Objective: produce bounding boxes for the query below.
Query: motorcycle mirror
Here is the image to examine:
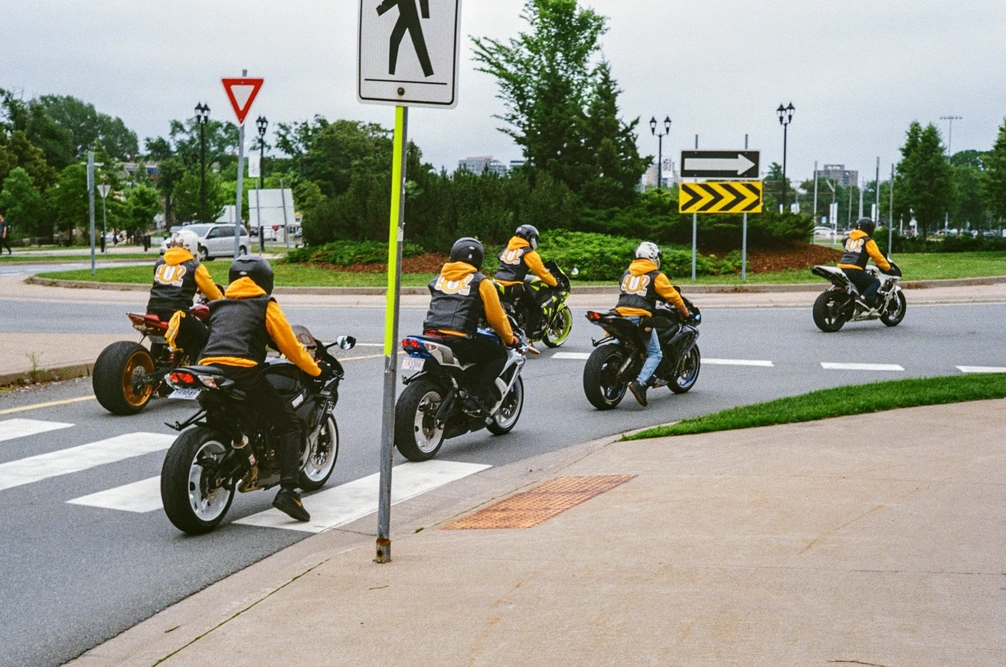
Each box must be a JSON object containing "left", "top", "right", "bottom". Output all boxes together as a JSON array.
[
  {"left": 570, "top": 267, "right": 580, "bottom": 277},
  {"left": 336, "top": 336, "right": 357, "bottom": 350}
]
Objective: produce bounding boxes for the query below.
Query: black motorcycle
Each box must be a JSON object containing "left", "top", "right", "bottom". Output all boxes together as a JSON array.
[
  {"left": 582, "top": 299, "right": 701, "bottom": 410},
  {"left": 497, "top": 260, "right": 574, "bottom": 348},
  {"left": 811, "top": 263, "right": 905, "bottom": 332},
  {"left": 159, "top": 330, "right": 355, "bottom": 534}
]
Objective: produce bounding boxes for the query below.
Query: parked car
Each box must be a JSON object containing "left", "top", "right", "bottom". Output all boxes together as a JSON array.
[{"left": 159, "top": 224, "right": 250, "bottom": 260}]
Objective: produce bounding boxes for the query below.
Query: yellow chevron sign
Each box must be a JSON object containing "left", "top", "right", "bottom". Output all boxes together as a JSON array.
[{"left": 679, "top": 181, "right": 763, "bottom": 214}]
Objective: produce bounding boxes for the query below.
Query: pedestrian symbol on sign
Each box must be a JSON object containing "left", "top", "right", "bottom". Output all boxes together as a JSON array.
[{"left": 377, "top": 0, "right": 434, "bottom": 77}]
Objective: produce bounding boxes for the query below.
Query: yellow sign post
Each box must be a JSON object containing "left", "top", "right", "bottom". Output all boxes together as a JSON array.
[{"left": 679, "top": 181, "right": 763, "bottom": 214}]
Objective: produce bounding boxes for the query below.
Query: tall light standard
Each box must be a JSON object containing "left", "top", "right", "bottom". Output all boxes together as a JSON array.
[
  {"left": 194, "top": 102, "right": 210, "bottom": 222},
  {"left": 255, "top": 115, "right": 268, "bottom": 252},
  {"left": 776, "top": 102, "right": 795, "bottom": 212},
  {"left": 649, "top": 115, "right": 671, "bottom": 190},
  {"left": 940, "top": 115, "right": 961, "bottom": 232}
]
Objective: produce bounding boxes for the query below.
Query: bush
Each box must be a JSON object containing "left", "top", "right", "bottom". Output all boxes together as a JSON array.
[{"left": 284, "top": 240, "right": 424, "bottom": 266}]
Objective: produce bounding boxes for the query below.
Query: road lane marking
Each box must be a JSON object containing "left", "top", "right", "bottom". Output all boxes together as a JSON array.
[
  {"left": 957, "top": 366, "right": 1006, "bottom": 374},
  {"left": 821, "top": 362, "right": 905, "bottom": 372},
  {"left": 0, "top": 419, "right": 74, "bottom": 443},
  {"left": 704, "top": 358, "right": 775, "bottom": 367},
  {"left": 0, "top": 432, "right": 175, "bottom": 493},
  {"left": 553, "top": 352, "right": 591, "bottom": 360},
  {"left": 68, "top": 476, "right": 162, "bottom": 513},
  {"left": 234, "top": 460, "right": 491, "bottom": 533},
  {"left": 0, "top": 396, "right": 94, "bottom": 416}
]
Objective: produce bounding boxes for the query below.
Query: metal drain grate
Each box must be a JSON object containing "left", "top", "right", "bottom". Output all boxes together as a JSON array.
[{"left": 442, "top": 475, "right": 636, "bottom": 530}]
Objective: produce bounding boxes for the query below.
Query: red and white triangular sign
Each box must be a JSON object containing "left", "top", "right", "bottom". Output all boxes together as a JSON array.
[{"left": 221, "top": 78, "right": 264, "bottom": 125}]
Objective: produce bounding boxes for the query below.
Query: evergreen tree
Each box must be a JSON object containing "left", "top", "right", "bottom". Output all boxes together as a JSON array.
[
  {"left": 896, "top": 121, "right": 953, "bottom": 239},
  {"left": 982, "top": 120, "right": 1006, "bottom": 225}
]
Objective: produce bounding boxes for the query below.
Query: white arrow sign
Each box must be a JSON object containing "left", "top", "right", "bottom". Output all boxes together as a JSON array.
[{"left": 683, "top": 154, "right": 757, "bottom": 176}]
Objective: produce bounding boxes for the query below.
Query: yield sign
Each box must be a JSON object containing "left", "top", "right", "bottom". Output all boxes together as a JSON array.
[{"left": 222, "top": 78, "right": 264, "bottom": 125}]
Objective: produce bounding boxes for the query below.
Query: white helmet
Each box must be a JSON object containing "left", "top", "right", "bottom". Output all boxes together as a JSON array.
[
  {"left": 169, "top": 230, "right": 200, "bottom": 257},
  {"left": 634, "top": 242, "right": 662, "bottom": 268}
]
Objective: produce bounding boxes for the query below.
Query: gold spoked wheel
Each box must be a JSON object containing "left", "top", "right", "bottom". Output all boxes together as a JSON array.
[
  {"left": 122, "top": 350, "right": 155, "bottom": 407},
  {"left": 94, "top": 341, "right": 157, "bottom": 415}
]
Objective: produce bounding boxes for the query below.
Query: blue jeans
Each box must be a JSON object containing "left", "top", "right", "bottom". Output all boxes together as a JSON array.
[
  {"left": 629, "top": 317, "right": 662, "bottom": 385},
  {"left": 842, "top": 269, "right": 881, "bottom": 305}
]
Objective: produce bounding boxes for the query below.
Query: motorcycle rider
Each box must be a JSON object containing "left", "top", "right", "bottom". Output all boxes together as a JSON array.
[
  {"left": 494, "top": 224, "right": 557, "bottom": 334},
  {"left": 198, "top": 256, "right": 331, "bottom": 523},
  {"left": 837, "top": 218, "right": 892, "bottom": 311},
  {"left": 147, "top": 230, "right": 223, "bottom": 360},
  {"left": 423, "top": 237, "right": 518, "bottom": 416},
  {"left": 615, "top": 242, "right": 692, "bottom": 408}
]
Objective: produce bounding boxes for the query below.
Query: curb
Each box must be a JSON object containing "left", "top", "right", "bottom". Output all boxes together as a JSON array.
[
  {"left": 0, "top": 362, "right": 94, "bottom": 388},
  {"left": 27, "top": 274, "right": 1006, "bottom": 296}
]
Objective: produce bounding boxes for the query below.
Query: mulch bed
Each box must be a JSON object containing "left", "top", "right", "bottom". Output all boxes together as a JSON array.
[
  {"left": 714, "top": 242, "right": 842, "bottom": 273},
  {"left": 307, "top": 252, "right": 449, "bottom": 274}
]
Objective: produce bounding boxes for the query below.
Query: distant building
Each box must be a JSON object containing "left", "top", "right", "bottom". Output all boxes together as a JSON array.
[
  {"left": 819, "top": 164, "right": 858, "bottom": 188},
  {"left": 641, "top": 159, "right": 676, "bottom": 189},
  {"left": 458, "top": 156, "right": 507, "bottom": 176},
  {"left": 509, "top": 159, "right": 526, "bottom": 171}
]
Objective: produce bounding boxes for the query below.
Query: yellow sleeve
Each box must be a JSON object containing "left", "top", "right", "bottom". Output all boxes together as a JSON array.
[
  {"left": 265, "top": 301, "right": 321, "bottom": 376},
  {"left": 524, "top": 251, "right": 558, "bottom": 287},
  {"left": 866, "top": 240, "right": 891, "bottom": 271},
  {"left": 479, "top": 279, "right": 516, "bottom": 345},
  {"left": 654, "top": 273, "right": 690, "bottom": 317},
  {"left": 194, "top": 265, "right": 223, "bottom": 301}
]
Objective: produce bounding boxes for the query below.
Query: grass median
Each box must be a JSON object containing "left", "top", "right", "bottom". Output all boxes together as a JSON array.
[
  {"left": 626, "top": 373, "right": 1006, "bottom": 440},
  {"left": 1, "top": 253, "right": 158, "bottom": 263}
]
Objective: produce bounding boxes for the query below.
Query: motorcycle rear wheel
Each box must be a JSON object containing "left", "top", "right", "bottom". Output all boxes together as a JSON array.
[
  {"left": 583, "top": 343, "right": 628, "bottom": 410},
  {"left": 881, "top": 291, "right": 907, "bottom": 327},
  {"left": 487, "top": 377, "right": 524, "bottom": 435},
  {"left": 813, "top": 291, "right": 847, "bottom": 332},
  {"left": 542, "top": 304, "right": 573, "bottom": 348},
  {"left": 670, "top": 344, "right": 701, "bottom": 394},
  {"left": 161, "top": 427, "right": 235, "bottom": 535},
  {"left": 93, "top": 341, "right": 156, "bottom": 415},
  {"left": 395, "top": 379, "right": 446, "bottom": 462},
  {"left": 299, "top": 413, "right": 339, "bottom": 491}
]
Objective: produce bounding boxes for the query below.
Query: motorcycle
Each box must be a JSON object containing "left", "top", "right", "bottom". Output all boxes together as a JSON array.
[
  {"left": 582, "top": 297, "right": 702, "bottom": 410},
  {"left": 811, "top": 263, "right": 905, "bottom": 332},
  {"left": 395, "top": 325, "right": 532, "bottom": 462},
  {"left": 496, "top": 260, "right": 574, "bottom": 348},
  {"left": 159, "top": 330, "right": 356, "bottom": 535},
  {"left": 92, "top": 304, "right": 212, "bottom": 415}
]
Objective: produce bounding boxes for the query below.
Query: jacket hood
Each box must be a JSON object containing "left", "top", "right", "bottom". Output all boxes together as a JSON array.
[
  {"left": 849, "top": 229, "right": 869, "bottom": 240},
  {"left": 440, "top": 261, "right": 479, "bottom": 281},
  {"left": 224, "top": 276, "right": 268, "bottom": 299},
  {"left": 628, "top": 259, "right": 659, "bottom": 276},
  {"left": 163, "top": 248, "right": 196, "bottom": 265},
  {"left": 507, "top": 237, "right": 530, "bottom": 251}
]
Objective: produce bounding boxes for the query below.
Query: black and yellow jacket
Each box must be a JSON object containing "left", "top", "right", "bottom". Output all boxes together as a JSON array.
[
  {"left": 838, "top": 230, "right": 891, "bottom": 272},
  {"left": 614, "top": 259, "right": 690, "bottom": 318},
  {"left": 147, "top": 247, "right": 223, "bottom": 314},
  {"left": 494, "top": 237, "right": 558, "bottom": 287},
  {"left": 199, "top": 277, "right": 320, "bottom": 377},
  {"left": 423, "top": 261, "right": 516, "bottom": 345}
]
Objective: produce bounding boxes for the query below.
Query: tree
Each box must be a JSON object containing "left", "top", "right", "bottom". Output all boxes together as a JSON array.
[
  {"left": 171, "top": 170, "right": 227, "bottom": 223},
  {"left": 896, "top": 121, "right": 953, "bottom": 239},
  {"left": 44, "top": 164, "right": 89, "bottom": 237},
  {"left": 983, "top": 120, "right": 1006, "bottom": 225},
  {"left": 0, "top": 167, "right": 44, "bottom": 237},
  {"left": 123, "top": 184, "right": 162, "bottom": 231},
  {"left": 473, "top": 0, "right": 615, "bottom": 196},
  {"left": 37, "top": 95, "right": 139, "bottom": 160},
  {"left": 4, "top": 130, "right": 57, "bottom": 190},
  {"left": 303, "top": 120, "right": 392, "bottom": 198}
]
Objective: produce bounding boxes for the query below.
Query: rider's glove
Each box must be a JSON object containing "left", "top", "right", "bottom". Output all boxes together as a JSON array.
[{"left": 316, "top": 361, "right": 335, "bottom": 384}]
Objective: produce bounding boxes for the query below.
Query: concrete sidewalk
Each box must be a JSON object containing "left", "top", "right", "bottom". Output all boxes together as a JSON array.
[{"left": 69, "top": 400, "right": 1006, "bottom": 666}]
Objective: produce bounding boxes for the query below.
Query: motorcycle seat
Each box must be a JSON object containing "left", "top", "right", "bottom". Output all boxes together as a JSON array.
[{"left": 177, "top": 365, "right": 228, "bottom": 376}]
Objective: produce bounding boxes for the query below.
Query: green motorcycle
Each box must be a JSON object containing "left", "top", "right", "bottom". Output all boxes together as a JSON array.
[{"left": 496, "top": 260, "right": 573, "bottom": 348}]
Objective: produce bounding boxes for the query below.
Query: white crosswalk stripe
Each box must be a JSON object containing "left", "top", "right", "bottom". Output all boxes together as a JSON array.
[
  {"left": 821, "top": 362, "right": 905, "bottom": 372},
  {"left": 553, "top": 352, "right": 591, "bottom": 360},
  {"left": 957, "top": 366, "right": 1006, "bottom": 374},
  {"left": 68, "top": 476, "right": 162, "bottom": 513},
  {"left": 235, "top": 460, "right": 491, "bottom": 533},
  {"left": 0, "top": 419, "right": 74, "bottom": 443},
  {"left": 704, "top": 358, "right": 775, "bottom": 367},
  {"left": 0, "top": 432, "right": 175, "bottom": 493}
]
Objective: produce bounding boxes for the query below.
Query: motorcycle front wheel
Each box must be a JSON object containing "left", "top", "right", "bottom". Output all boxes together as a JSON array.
[
  {"left": 670, "top": 344, "right": 701, "bottom": 394},
  {"left": 881, "top": 291, "right": 907, "bottom": 327},
  {"left": 395, "top": 379, "right": 446, "bottom": 462},
  {"left": 583, "top": 343, "right": 628, "bottom": 410},
  {"left": 299, "top": 413, "right": 339, "bottom": 491},
  {"left": 542, "top": 304, "right": 573, "bottom": 348},
  {"left": 161, "top": 427, "right": 235, "bottom": 535},
  {"left": 488, "top": 376, "right": 524, "bottom": 435},
  {"left": 92, "top": 341, "right": 156, "bottom": 415},
  {"left": 813, "top": 291, "right": 847, "bottom": 332}
]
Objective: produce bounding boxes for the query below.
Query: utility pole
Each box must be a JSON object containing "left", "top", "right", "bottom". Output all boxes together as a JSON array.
[
  {"left": 940, "top": 116, "right": 961, "bottom": 233},
  {"left": 874, "top": 157, "right": 881, "bottom": 223},
  {"left": 812, "top": 160, "right": 819, "bottom": 225},
  {"left": 87, "top": 152, "right": 96, "bottom": 276},
  {"left": 888, "top": 164, "right": 895, "bottom": 258}
]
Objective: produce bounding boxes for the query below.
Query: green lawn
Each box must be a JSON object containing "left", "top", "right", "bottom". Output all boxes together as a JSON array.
[
  {"left": 0, "top": 253, "right": 158, "bottom": 263},
  {"left": 626, "top": 374, "right": 1006, "bottom": 440},
  {"left": 33, "top": 251, "right": 1006, "bottom": 287}
]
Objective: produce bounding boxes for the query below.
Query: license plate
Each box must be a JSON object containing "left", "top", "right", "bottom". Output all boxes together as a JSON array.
[
  {"left": 401, "top": 356, "right": 425, "bottom": 372},
  {"left": 169, "top": 388, "right": 202, "bottom": 400}
]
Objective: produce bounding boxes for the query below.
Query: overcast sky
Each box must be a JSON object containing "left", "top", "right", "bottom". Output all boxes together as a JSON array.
[{"left": 4, "top": 0, "right": 1006, "bottom": 184}]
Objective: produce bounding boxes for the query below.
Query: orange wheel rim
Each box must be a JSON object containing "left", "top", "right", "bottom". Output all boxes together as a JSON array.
[{"left": 121, "top": 351, "right": 155, "bottom": 407}]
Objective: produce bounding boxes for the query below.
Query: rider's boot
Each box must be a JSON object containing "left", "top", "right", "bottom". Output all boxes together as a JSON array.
[
  {"left": 273, "top": 486, "right": 310, "bottom": 522},
  {"left": 629, "top": 380, "right": 649, "bottom": 407}
]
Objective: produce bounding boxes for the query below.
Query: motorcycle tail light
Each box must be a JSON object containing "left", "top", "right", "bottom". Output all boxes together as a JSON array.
[
  {"left": 169, "top": 371, "right": 197, "bottom": 387},
  {"left": 401, "top": 338, "right": 424, "bottom": 353},
  {"left": 198, "top": 376, "right": 218, "bottom": 389},
  {"left": 586, "top": 311, "right": 602, "bottom": 322}
]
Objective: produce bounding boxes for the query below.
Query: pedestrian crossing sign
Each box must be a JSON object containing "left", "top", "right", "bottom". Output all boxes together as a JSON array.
[{"left": 358, "top": 0, "right": 462, "bottom": 108}]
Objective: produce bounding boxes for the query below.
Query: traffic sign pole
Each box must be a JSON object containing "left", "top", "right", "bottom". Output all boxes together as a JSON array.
[
  {"left": 87, "top": 152, "right": 96, "bottom": 276},
  {"left": 376, "top": 105, "right": 408, "bottom": 564},
  {"left": 691, "top": 212, "right": 697, "bottom": 281},
  {"left": 235, "top": 122, "right": 244, "bottom": 259},
  {"left": 742, "top": 135, "right": 749, "bottom": 282}
]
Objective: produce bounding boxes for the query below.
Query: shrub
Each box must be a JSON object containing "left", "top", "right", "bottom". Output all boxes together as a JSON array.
[{"left": 284, "top": 240, "right": 424, "bottom": 266}]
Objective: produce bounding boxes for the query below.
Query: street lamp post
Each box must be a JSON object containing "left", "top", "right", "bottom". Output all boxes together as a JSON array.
[
  {"left": 194, "top": 103, "right": 210, "bottom": 223},
  {"left": 940, "top": 115, "right": 961, "bottom": 231},
  {"left": 649, "top": 116, "right": 671, "bottom": 190},
  {"left": 256, "top": 115, "right": 268, "bottom": 252},
  {"left": 776, "top": 102, "right": 795, "bottom": 212}
]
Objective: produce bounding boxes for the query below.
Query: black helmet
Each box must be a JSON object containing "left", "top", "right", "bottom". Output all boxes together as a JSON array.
[
  {"left": 857, "top": 218, "right": 877, "bottom": 237},
  {"left": 449, "top": 237, "right": 485, "bottom": 270},
  {"left": 229, "top": 255, "right": 274, "bottom": 295},
  {"left": 515, "top": 224, "right": 540, "bottom": 251}
]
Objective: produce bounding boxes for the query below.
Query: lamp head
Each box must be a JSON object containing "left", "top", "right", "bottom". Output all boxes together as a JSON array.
[
  {"left": 649, "top": 117, "right": 658, "bottom": 135},
  {"left": 664, "top": 116, "right": 672, "bottom": 134},
  {"left": 256, "top": 115, "right": 268, "bottom": 137}
]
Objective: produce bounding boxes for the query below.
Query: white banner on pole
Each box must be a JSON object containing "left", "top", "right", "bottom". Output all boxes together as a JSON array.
[{"left": 248, "top": 155, "right": 261, "bottom": 179}]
